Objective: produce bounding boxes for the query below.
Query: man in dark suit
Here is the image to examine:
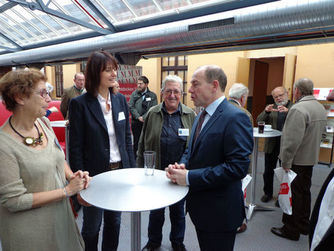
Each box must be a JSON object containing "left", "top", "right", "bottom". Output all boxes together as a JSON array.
[
  {"left": 166, "top": 65, "right": 253, "bottom": 251},
  {"left": 309, "top": 168, "right": 334, "bottom": 251}
]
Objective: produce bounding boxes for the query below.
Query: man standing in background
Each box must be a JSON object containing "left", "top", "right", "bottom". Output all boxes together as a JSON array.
[
  {"left": 60, "top": 72, "right": 85, "bottom": 119},
  {"left": 129, "top": 76, "right": 157, "bottom": 159},
  {"left": 257, "top": 86, "right": 292, "bottom": 203},
  {"left": 271, "top": 78, "right": 327, "bottom": 241}
]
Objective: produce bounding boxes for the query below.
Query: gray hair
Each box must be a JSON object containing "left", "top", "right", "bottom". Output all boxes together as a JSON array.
[
  {"left": 294, "top": 78, "right": 314, "bottom": 96},
  {"left": 228, "top": 83, "right": 249, "bottom": 99},
  {"left": 161, "top": 75, "right": 183, "bottom": 92}
]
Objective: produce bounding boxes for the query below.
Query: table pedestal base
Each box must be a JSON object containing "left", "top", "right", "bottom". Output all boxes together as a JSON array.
[
  {"left": 246, "top": 203, "right": 276, "bottom": 220},
  {"left": 131, "top": 212, "right": 141, "bottom": 251}
]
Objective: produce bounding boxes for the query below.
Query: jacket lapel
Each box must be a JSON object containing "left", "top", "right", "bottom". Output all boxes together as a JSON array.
[
  {"left": 86, "top": 94, "right": 108, "bottom": 133},
  {"left": 191, "top": 100, "right": 225, "bottom": 154}
]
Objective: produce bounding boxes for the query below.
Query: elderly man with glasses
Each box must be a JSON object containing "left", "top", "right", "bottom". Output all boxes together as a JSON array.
[{"left": 137, "top": 75, "right": 196, "bottom": 251}]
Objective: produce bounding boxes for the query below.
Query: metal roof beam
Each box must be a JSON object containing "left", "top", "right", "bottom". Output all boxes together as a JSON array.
[
  {"left": 0, "top": 1, "right": 17, "bottom": 13},
  {"left": 0, "top": 32, "right": 22, "bottom": 49},
  {"left": 8, "top": 0, "right": 112, "bottom": 35},
  {"left": 81, "top": 0, "right": 117, "bottom": 32}
]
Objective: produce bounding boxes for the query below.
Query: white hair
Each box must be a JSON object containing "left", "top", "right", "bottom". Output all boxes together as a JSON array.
[
  {"left": 161, "top": 75, "right": 183, "bottom": 92},
  {"left": 228, "top": 83, "right": 249, "bottom": 99}
]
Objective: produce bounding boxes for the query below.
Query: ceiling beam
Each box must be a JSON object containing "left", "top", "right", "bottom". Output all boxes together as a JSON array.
[
  {"left": 81, "top": 0, "right": 117, "bottom": 32},
  {"left": 8, "top": 0, "right": 112, "bottom": 35}
]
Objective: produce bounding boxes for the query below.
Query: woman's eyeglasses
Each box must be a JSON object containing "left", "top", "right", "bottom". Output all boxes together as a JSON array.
[{"left": 36, "top": 89, "right": 50, "bottom": 98}]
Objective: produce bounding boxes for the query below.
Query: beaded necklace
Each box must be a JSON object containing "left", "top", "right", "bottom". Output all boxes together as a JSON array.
[{"left": 9, "top": 116, "right": 43, "bottom": 146}]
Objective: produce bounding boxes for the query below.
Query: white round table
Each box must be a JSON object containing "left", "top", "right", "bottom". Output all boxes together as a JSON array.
[
  {"left": 80, "top": 168, "right": 189, "bottom": 251},
  {"left": 247, "top": 128, "right": 281, "bottom": 220}
]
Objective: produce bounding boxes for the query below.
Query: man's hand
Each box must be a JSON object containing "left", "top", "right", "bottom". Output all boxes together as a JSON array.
[
  {"left": 283, "top": 166, "right": 290, "bottom": 173},
  {"left": 277, "top": 105, "right": 288, "bottom": 113},
  {"left": 265, "top": 104, "right": 275, "bottom": 112},
  {"left": 165, "top": 163, "right": 187, "bottom": 186},
  {"left": 138, "top": 116, "right": 144, "bottom": 122}
]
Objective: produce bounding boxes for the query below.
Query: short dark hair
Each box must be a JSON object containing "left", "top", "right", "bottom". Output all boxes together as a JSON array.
[
  {"left": 85, "top": 51, "right": 118, "bottom": 96},
  {"left": 138, "top": 76, "right": 149, "bottom": 84},
  {"left": 0, "top": 68, "right": 46, "bottom": 111},
  {"left": 203, "top": 65, "right": 227, "bottom": 92}
]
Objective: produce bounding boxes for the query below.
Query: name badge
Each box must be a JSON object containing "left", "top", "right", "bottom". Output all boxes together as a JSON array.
[
  {"left": 146, "top": 97, "right": 152, "bottom": 101},
  {"left": 178, "top": 128, "right": 189, "bottom": 136},
  {"left": 118, "top": 112, "right": 125, "bottom": 121}
]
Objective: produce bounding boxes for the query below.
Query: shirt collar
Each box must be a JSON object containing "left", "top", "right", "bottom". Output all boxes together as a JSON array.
[
  {"left": 205, "top": 96, "right": 225, "bottom": 116},
  {"left": 97, "top": 92, "right": 111, "bottom": 105},
  {"left": 162, "top": 102, "right": 181, "bottom": 115}
]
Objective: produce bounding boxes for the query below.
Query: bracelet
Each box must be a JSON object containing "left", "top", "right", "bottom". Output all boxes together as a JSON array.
[{"left": 63, "top": 187, "right": 69, "bottom": 198}]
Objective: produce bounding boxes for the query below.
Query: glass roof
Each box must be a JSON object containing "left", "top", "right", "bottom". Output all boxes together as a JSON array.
[{"left": 0, "top": 0, "right": 277, "bottom": 56}]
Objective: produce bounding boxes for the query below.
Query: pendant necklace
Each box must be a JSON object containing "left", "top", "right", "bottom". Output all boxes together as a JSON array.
[{"left": 8, "top": 116, "right": 43, "bottom": 146}]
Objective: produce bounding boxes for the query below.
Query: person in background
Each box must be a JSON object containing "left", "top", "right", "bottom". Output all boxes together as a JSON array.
[
  {"left": 271, "top": 78, "right": 327, "bottom": 241},
  {"left": 114, "top": 81, "right": 120, "bottom": 94},
  {"left": 69, "top": 51, "right": 135, "bottom": 251},
  {"left": 228, "top": 83, "right": 253, "bottom": 234},
  {"left": 0, "top": 68, "right": 90, "bottom": 251},
  {"left": 45, "top": 82, "right": 59, "bottom": 117},
  {"left": 129, "top": 76, "right": 157, "bottom": 159},
  {"left": 60, "top": 72, "right": 85, "bottom": 119},
  {"left": 257, "top": 87, "right": 292, "bottom": 203},
  {"left": 137, "top": 75, "right": 195, "bottom": 251},
  {"left": 166, "top": 65, "right": 253, "bottom": 251},
  {"left": 327, "top": 89, "right": 334, "bottom": 101}
]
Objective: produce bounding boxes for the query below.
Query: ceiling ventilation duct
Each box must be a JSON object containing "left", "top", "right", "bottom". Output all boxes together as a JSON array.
[{"left": 0, "top": 0, "right": 334, "bottom": 66}]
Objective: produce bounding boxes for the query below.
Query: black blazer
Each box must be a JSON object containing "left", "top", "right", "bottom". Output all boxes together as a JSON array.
[
  {"left": 68, "top": 90, "right": 135, "bottom": 176},
  {"left": 180, "top": 99, "right": 253, "bottom": 232},
  {"left": 309, "top": 168, "right": 334, "bottom": 251}
]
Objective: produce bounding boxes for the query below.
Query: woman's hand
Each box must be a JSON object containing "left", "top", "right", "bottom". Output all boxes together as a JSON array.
[
  {"left": 77, "top": 193, "right": 92, "bottom": 207},
  {"left": 65, "top": 175, "right": 85, "bottom": 197}
]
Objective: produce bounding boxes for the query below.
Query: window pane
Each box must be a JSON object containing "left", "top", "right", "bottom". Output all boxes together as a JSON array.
[{"left": 162, "top": 57, "right": 169, "bottom": 66}]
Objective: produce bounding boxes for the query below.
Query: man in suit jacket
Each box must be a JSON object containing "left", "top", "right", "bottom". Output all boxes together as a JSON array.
[
  {"left": 309, "top": 168, "right": 334, "bottom": 251},
  {"left": 256, "top": 86, "right": 292, "bottom": 203},
  {"left": 60, "top": 72, "right": 86, "bottom": 119},
  {"left": 166, "top": 65, "right": 253, "bottom": 251}
]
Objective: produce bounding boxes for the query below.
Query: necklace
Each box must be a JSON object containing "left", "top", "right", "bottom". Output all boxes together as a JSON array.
[{"left": 9, "top": 116, "right": 43, "bottom": 146}]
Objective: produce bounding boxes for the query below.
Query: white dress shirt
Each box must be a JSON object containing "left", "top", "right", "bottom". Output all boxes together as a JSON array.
[{"left": 97, "top": 93, "right": 121, "bottom": 163}]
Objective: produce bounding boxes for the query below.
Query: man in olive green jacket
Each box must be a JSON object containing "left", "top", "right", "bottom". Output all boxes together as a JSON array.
[
  {"left": 137, "top": 75, "right": 195, "bottom": 251},
  {"left": 257, "top": 86, "right": 292, "bottom": 203},
  {"left": 129, "top": 76, "right": 158, "bottom": 159}
]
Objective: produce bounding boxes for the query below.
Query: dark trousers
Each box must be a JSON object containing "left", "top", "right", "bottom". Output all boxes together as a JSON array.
[
  {"left": 131, "top": 121, "right": 143, "bottom": 160},
  {"left": 282, "top": 164, "right": 313, "bottom": 236},
  {"left": 82, "top": 206, "right": 121, "bottom": 251},
  {"left": 263, "top": 144, "right": 280, "bottom": 197},
  {"left": 148, "top": 199, "right": 185, "bottom": 245},
  {"left": 195, "top": 228, "right": 236, "bottom": 251}
]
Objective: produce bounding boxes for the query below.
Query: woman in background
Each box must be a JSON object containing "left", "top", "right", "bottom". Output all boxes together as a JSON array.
[
  {"left": 0, "top": 68, "right": 90, "bottom": 251},
  {"left": 69, "top": 51, "right": 135, "bottom": 251}
]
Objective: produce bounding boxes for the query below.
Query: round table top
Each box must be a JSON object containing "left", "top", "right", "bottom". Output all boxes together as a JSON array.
[
  {"left": 253, "top": 128, "right": 281, "bottom": 138},
  {"left": 50, "top": 120, "right": 67, "bottom": 127},
  {"left": 80, "top": 168, "right": 189, "bottom": 212}
]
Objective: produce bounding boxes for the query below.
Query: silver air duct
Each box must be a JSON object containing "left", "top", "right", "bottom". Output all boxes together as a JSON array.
[{"left": 0, "top": 0, "right": 334, "bottom": 66}]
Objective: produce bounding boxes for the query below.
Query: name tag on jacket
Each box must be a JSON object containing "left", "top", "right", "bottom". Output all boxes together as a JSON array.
[
  {"left": 118, "top": 112, "right": 125, "bottom": 121},
  {"left": 146, "top": 97, "right": 151, "bottom": 101},
  {"left": 178, "top": 128, "right": 189, "bottom": 136}
]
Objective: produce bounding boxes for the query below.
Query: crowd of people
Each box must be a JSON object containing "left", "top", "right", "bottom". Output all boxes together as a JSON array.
[{"left": 0, "top": 50, "right": 332, "bottom": 251}]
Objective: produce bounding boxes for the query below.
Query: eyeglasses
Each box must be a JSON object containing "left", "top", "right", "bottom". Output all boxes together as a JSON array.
[
  {"left": 164, "top": 89, "right": 182, "bottom": 96},
  {"left": 273, "top": 93, "right": 285, "bottom": 99},
  {"left": 36, "top": 89, "right": 50, "bottom": 98}
]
